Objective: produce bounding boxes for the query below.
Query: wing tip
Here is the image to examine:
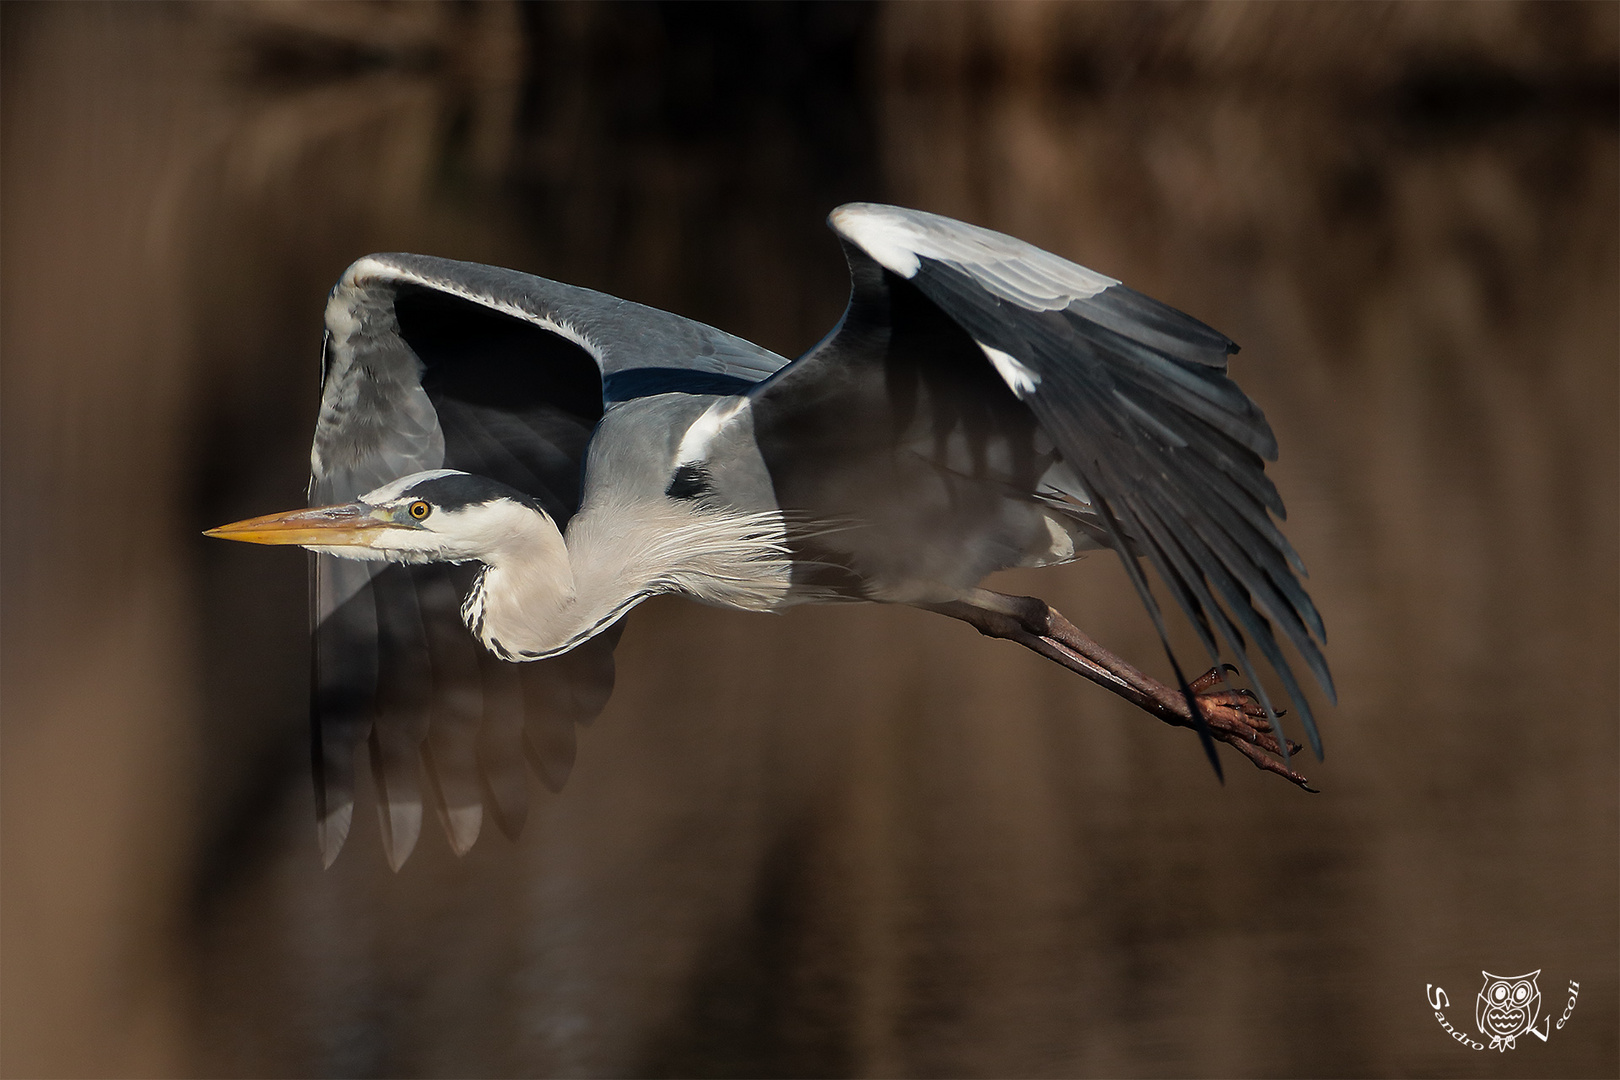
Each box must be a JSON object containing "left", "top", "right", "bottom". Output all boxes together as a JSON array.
[
  {"left": 316, "top": 804, "right": 353, "bottom": 869},
  {"left": 524, "top": 728, "right": 577, "bottom": 795},
  {"left": 377, "top": 798, "right": 423, "bottom": 873},
  {"left": 440, "top": 804, "right": 483, "bottom": 857}
]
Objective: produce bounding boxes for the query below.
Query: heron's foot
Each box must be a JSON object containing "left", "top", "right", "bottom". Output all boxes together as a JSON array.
[
  {"left": 924, "top": 593, "right": 1319, "bottom": 791},
  {"left": 1183, "top": 665, "right": 1315, "bottom": 791},
  {"left": 1030, "top": 605, "right": 1319, "bottom": 791}
]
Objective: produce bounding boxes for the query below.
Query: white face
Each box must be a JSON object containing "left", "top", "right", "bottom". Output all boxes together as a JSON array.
[
  {"left": 332, "top": 471, "right": 555, "bottom": 564},
  {"left": 205, "top": 470, "right": 557, "bottom": 564}
]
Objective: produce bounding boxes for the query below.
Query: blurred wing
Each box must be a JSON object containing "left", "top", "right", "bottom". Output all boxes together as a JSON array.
[
  {"left": 755, "top": 203, "right": 1333, "bottom": 760},
  {"left": 310, "top": 256, "right": 790, "bottom": 867}
]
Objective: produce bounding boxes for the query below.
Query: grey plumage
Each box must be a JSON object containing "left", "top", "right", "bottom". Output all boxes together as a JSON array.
[
  {"left": 306, "top": 258, "right": 792, "bottom": 866},
  {"left": 215, "top": 203, "right": 1333, "bottom": 868}
]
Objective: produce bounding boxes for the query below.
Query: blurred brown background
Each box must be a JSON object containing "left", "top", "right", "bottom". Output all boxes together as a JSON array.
[{"left": 2, "top": 2, "right": 1615, "bottom": 1076}]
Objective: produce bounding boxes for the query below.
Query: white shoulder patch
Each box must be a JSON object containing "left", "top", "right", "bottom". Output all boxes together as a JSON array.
[
  {"left": 676, "top": 397, "right": 750, "bottom": 465},
  {"left": 323, "top": 290, "right": 362, "bottom": 340},
  {"left": 830, "top": 203, "right": 1120, "bottom": 312},
  {"left": 829, "top": 205, "right": 923, "bottom": 277},
  {"left": 980, "top": 344, "right": 1041, "bottom": 400}
]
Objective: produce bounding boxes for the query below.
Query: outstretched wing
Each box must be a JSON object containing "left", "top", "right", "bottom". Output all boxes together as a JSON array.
[
  {"left": 311, "top": 255, "right": 790, "bottom": 867},
  {"left": 752, "top": 203, "right": 1334, "bottom": 762}
]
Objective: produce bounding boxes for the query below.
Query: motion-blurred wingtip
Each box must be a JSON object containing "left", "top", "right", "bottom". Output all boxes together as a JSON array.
[
  {"left": 524, "top": 729, "right": 576, "bottom": 794},
  {"left": 378, "top": 799, "right": 423, "bottom": 872},
  {"left": 442, "top": 803, "right": 483, "bottom": 857},
  {"left": 317, "top": 805, "right": 352, "bottom": 869}
]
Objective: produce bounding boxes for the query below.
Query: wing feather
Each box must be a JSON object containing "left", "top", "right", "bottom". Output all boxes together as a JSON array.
[
  {"left": 416, "top": 568, "right": 486, "bottom": 856},
  {"left": 473, "top": 650, "right": 530, "bottom": 841},
  {"left": 789, "top": 204, "right": 1334, "bottom": 759},
  {"left": 368, "top": 566, "right": 433, "bottom": 871},
  {"left": 310, "top": 558, "right": 377, "bottom": 867},
  {"left": 305, "top": 257, "right": 789, "bottom": 864}
]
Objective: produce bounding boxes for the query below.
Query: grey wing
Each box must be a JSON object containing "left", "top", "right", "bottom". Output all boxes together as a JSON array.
[
  {"left": 752, "top": 203, "right": 1334, "bottom": 757},
  {"left": 310, "top": 255, "right": 790, "bottom": 867}
]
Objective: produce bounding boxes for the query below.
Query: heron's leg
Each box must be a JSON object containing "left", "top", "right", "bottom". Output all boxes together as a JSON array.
[{"left": 924, "top": 590, "right": 1315, "bottom": 790}]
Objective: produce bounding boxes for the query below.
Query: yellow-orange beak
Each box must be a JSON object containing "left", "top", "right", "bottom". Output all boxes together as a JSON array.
[{"left": 204, "top": 503, "right": 400, "bottom": 548}]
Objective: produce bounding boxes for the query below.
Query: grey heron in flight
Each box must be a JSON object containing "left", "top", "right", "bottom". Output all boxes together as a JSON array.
[{"left": 209, "top": 203, "right": 1334, "bottom": 869}]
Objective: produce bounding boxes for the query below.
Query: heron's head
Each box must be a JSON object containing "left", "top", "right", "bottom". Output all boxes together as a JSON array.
[{"left": 206, "top": 470, "right": 557, "bottom": 565}]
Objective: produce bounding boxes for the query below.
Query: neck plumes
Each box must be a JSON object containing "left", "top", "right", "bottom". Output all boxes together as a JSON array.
[{"left": 463, "top": 499, "right": 793, "bottom": 662}]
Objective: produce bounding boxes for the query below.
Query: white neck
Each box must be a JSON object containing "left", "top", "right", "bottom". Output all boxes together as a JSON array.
[{"left": 464, "top": 499, "right": 794, "bottom": 661}]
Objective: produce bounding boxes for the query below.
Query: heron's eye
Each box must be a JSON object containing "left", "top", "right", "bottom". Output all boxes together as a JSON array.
[{"left": 409, "top": 501, "right": 431, "bottom": 520}]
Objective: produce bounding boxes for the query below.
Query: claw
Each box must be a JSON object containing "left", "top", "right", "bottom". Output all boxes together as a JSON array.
[
  {"left": 1226, "top": 736, "right": 1318, "bottom": 791},
  {"left": 936, "top": 596, "right": 1318, "bottom": 794},
  {"left": 1187, "top": 664, "right": 1240, "bottom": 694},
  {"left": 1188, "top": 681, "right": 1316, "bottom": 790}
]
